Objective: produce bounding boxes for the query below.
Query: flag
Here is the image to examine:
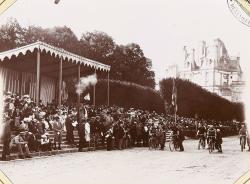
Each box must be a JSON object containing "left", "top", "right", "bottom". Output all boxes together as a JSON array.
[
  {"left": 172, "top": 78, "right": 177, "bottom": 113},
  {"left": 84, "top": 93, "right": 90, "bottom": 101}
]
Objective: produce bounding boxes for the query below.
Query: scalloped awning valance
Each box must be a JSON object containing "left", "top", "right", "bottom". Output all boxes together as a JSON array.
[{"left": 0, "top": 41, "right": 110, "bottom": 72}]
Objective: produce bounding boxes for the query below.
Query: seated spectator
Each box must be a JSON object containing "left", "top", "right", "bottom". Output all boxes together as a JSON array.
[
  {"left": 19, "top": 117, "right": 31, "bottom": 132},
  {"left": 105, "top": 129, "right": 114, "bottom": 151},
  {"left": 40, "top": 133, "right": 52, "bottom": 152},
  {"left": 26, "top": 132, "right": 38, "bottom": 152},
  {"left": 9, "top": 132, "right": 32, "bottom": 159}
]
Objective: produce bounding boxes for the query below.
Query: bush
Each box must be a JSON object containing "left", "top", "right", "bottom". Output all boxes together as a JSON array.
[
  {"left": 95, "top": 79, "right": 165, "bottom": 113},
  {"left": 159, "top": 78, "right": 244, "bottom": 121}
]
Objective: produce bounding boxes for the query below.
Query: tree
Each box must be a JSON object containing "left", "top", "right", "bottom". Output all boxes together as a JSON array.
[
  {"left": 43, "top": 26, "right": 80, "bottom": 54},
  {"left": 0, "top": 18, "right": 25, "bottom": 51},
  {"left": 0, "top": 20, "right": 156, "bottom": 89},
  {"left": 79, "top": 31, "right": 155, "bottom": 88},
  {"left": 79, "top": 31, "right": 115, "bottom": 63},
  {"left": 22, "top": 25, "right": 80, "bottom": 55},
  {"left": 119, "top": 43, "right": 155, "bottom": 87}
]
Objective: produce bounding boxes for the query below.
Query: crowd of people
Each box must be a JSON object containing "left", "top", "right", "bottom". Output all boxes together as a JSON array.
[{"left": 0, "top": 92, "right": 245, "bottom": 161}]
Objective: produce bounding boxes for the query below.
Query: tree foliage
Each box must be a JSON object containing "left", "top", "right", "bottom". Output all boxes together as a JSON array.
[
  {"left": 0, "top": 19, "right": 155, "bottom": 88},
  {"left": 159, "top": 78, "right": 244, "bottom": 121}
]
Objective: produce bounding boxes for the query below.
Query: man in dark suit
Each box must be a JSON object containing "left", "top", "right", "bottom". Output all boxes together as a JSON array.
[
  {"left": 52, "top": 115, "right": 63, "bottom": 150},
  {"left": 177, "top": 126, "right": 185, "bottom": 152},
  {"left": 65, "top": 113, "right": 75, "bottom": 145},
  {"left": 77, "top": 119, "right": 86, "bottom": 152},
  {"left": 117, "top": 122, "right": 125, "bottom": 150},
  {"left": 1, "top": 114, "right": 11, "bottom": 161}
]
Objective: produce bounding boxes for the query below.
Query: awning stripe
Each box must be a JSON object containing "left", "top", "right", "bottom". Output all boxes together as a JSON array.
[{"left": 0, "top": 41, "right": 111, "bottom": 72}]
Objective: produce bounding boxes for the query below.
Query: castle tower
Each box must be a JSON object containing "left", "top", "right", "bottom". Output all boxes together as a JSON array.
[{"left": 191, "top": 48, "right": 195, "bottom": 69}]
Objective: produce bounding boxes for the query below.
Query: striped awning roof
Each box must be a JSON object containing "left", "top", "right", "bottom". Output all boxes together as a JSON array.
[{"left": 0, "top": 41, "right": 110, "bottom": 72}]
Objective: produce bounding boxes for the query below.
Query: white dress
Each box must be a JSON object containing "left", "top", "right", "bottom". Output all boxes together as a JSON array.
[{"left": 85, "top": 122, "right": 90, "bottom": 142}]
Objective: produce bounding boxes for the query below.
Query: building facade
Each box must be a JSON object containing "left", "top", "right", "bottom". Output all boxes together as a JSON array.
[{"left": 166, "top": 39, "right": 245, "bottom": 102}]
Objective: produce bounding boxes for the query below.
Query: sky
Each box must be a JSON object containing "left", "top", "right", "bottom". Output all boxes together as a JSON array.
[{"left": 0, "top": 0, "right": 250, "bottom": 87}]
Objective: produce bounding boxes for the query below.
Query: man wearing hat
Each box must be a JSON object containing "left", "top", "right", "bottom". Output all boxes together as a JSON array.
[
  {"left": 215, "top": 129, "right": 223, "bottom": 153},
  {"left": 77, "top": 118, "right": 86, "bottom": 152},
  {"left": 105, "top": 129, "right": 114, "bottom": 151},
  {"left": 52, "top": 115, "right": 63, "bottom": 150},
  {"left": 40, "top": 133, "right": 52, "bottom": 151},
  {"left": 10, "top": 132, "right": 32, "bottom": 159},
  {"left": 65, "top": 112, "right": 75, "bottom": 145}
]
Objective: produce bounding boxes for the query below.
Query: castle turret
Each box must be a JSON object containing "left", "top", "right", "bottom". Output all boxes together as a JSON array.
[
  {"left": 183, "top": 46, "right": 188, "bottom": 60},
  {"left": 191, "top": 48, "right": 195, "bottom": 69}
]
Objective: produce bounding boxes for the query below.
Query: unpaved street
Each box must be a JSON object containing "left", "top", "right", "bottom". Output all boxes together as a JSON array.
[{"left": 0, "top": 136, "right": 249, "bottom": 184}]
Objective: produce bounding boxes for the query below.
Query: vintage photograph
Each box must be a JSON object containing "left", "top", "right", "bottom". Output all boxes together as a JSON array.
[{"left": 0, "top": 0, "right": 249, "bottom": 184}]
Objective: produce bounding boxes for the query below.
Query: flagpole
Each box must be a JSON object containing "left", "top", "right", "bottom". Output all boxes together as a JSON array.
[
  {"left": 174, "top": 78, "right": 177, "bottom": 124},
  {"left": 175, "top": 109, "right": 177, "bottom": 124},
  {"left": 172, "top": 77, "right": 177, "bottom": 125}
]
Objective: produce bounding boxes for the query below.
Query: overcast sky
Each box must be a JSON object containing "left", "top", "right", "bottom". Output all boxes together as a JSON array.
[{"left": 0, "top": 0, "right": 250, "bottom": 86}]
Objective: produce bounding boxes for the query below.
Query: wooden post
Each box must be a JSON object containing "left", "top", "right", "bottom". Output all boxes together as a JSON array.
[
  {"left": 58, "top": 57, "right": 62, "bottom": 106},
  {"left": 19, "top": 72, "right": 22, "bottom": 96},
  {"left": 77, "top": 64, "right": 81, "bottom": 122},
  {"left": 36, "top": 49, "right": 40, "bottom": 106},
  {"left": 107, "top": 71, "right": 110, "bottom": 106},
  {"left": 93, "top": 69, "right": 96, "bottom": 106}
]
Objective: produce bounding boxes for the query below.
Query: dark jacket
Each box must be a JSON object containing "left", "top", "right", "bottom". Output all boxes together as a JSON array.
[
  {"left": 77, "top": 122, "right": 85, "bottom": 138},
  {"left": 117, "top": 126, "right": 125, "bottom": 139}
]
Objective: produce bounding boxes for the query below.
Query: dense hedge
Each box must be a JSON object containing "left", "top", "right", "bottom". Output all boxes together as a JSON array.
[
  {"left": 95, "top": 80, "right": 165, "bottom": 113},
  {"left": 159, "top": 78, "right": 244, "bottom": 121},
  {"left": 67, "top": 79, "right": 165, "bottom": 113}
]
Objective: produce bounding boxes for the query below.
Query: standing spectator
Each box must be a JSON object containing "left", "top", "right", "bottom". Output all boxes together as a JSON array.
[
  {"left": 136, "top": 122, "right": 143, "bottom": 147},
  {"left": 129, "top": 122, "right": 137, "bottom": 147},
  {"left": 117, "top": 122, "right": 125, "bottom": 150},
  {"left": 99, "top": 120, "right": 106, "bottom": 146},
  {"left": 142, "top": 124, "right": 149, "bottom": 147},
  {"left": 85, "top": 119, "right": 91, "bottom": 147},
  {"left": 52, "top": 115, "right": 63, "bottom": 150},
  {"left": 1, "top": 114, "right": 11, "bottom": 161},
  {"left": 123, "top": 125, "right": 130, "bottom": 149},
  {"left": 177, "top": 126, "right": 185, "bottom": 152},
  {"left": 65, "top": 113, "right": 75, "bottom": 145},
  {"left": 247, "top": 132, "right": 250, "bottom": 151},
  {"left": 77, "top": 119, "right": 85, "bottom": 152},
  {"left": 239, "top": 124, "right": 247, "bottom": 149},
  {"left": 158, "top": 125, "right": 166, "bottom": 150},
  {"left": 113, "top": 122, "right": 119, "bottom": 149},
  {"left": 215, "top": 129, "right": 223, "bottom": 153}
]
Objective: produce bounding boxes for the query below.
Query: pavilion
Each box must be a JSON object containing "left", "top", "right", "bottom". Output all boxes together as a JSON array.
[{"left": 0, "top": 41, "right": 111, "bottom": 109}]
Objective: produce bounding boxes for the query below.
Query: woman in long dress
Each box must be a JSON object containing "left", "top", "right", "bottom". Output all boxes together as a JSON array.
[{"left": 85, "top": 120, "right": 91, "bottom": 144}]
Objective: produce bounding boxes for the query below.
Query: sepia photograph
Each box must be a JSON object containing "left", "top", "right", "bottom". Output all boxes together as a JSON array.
[{"left": 0, "top": 0, "right": 249, "bottom": 184}]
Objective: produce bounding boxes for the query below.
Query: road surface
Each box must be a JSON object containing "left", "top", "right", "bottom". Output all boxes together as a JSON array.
[{"left": 0, "top": 136, "right": 249, "bottom": 184}]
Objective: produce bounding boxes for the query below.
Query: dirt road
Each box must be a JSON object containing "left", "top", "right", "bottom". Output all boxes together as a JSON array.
[{"left": 0, "top": 136, "right": 249, "bottom": 184}]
